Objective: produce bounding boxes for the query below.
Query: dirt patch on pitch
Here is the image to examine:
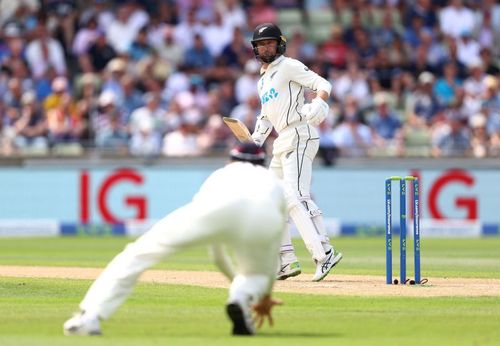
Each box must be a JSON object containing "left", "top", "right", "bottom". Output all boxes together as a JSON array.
[{"left": 1, "top": 265, "right": 499, "bottom": 297}]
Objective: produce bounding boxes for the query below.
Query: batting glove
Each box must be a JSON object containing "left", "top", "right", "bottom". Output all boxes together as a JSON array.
[{"left": 302, "top": 98, "right": 329, "bottom": 126}]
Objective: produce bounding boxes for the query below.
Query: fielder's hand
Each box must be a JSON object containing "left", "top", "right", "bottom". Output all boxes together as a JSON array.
[
  {"left": 302, "top": 97, "right": 329, "bottom": 126},
  {"left": 252, "top": 295, "right": 283, "bottom": 328}
]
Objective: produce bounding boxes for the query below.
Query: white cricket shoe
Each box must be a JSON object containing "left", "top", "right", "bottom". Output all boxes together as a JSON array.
[
  {"left": 63, "top": 311, "right": 102, "bottom": 336},
  {"left": 226, "top": 297, "right": 255, "bottom": 336},
  {"left": 312, "top": 249, "right": 343, "bottom": 282},
  {"left": 276, "top": 261, "right": 302, "bottom": 280}
]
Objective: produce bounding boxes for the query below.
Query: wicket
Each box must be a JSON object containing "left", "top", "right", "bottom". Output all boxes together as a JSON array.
[{"left": 385, "top": 176, "right": 421, "bottom": 285}]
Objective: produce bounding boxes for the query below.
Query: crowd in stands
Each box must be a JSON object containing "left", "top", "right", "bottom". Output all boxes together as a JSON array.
[{"left": 0, "top": 0, "right": 499, "bottom": 162}]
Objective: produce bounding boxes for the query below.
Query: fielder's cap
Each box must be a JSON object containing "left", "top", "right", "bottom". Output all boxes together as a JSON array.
[{"left": 229, "top": 143, "right": 266, "bottom": 165}]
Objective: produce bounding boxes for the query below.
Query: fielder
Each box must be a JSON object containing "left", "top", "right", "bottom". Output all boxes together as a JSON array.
[
  {"left": 250, "top": 23, "right": 343, "bottom": 281},
  {"left": 64, "top": 144, "right": 287, "bottom": 336}
]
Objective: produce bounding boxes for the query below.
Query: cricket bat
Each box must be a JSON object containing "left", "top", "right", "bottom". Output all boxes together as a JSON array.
[{"left": 222, "top": 117, "right": 253, "bottom": 143}]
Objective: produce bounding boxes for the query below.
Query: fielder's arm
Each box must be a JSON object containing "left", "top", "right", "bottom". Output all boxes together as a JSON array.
[
  {"left": 251, "top": 114, "right": 273, "bottom": 146},
  {"left": 210, "top": 244, "right": 236, "bottom": 281}
]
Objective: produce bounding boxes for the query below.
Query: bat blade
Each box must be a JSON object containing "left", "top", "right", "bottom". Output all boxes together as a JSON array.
[{"left": 222, "top": 117, "right": 253, "bottom": 143}]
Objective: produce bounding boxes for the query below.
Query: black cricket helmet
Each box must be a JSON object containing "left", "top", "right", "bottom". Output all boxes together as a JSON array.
[
  {"left": 229, "top": 143, "right": 266, "bottom": 166},
  {"left": 251, "top": 23, "right": 286, "bottom": 63}
]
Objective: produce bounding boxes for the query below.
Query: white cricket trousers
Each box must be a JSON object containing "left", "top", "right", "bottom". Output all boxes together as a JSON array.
[{"left": 80, "top": 197, "right": 284, "bottom": 319}]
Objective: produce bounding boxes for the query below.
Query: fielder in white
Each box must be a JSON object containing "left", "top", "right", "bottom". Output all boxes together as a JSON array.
[
  {"left": 64, "top": 144, "right": 287, "bottom": 336},
  {"left": 250, "top": 23, "right": 343, "bottom": 281}
]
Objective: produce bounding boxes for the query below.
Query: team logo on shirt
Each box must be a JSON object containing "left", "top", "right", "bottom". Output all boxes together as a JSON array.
[{"left": 261, "top": 87, "right": 279, "bottom": 105}]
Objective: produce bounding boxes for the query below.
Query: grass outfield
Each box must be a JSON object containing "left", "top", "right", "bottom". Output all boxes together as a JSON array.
[{"left": 1, "top": 237, "right": 500, "bottom": 345}]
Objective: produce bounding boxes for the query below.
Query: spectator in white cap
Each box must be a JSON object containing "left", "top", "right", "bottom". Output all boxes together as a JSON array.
[
  {"left": 129, "top": 115, "right": 161, "bottom": 157},
  {"left": 44, "top": 76, "right": 70, "bottom": 111},
  {"left": 408, "top": 71, "right": 440, "bottom": 124},
  {"left": 469, "top": 113, "right": 489, "bottom": 158}
]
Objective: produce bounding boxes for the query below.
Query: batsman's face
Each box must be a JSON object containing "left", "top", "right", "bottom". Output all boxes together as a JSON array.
[{"left": 255, "top": 39, "right": 278, "bottom": 58}]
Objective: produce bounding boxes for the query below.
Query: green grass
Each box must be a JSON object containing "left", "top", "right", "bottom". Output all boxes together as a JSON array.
[
  {"left": 0, "top": 277, "right": 499, "bottom": 346},
  {"left": 1, "top": 237, "right": 500, "bottom": 345},
  {"left": 1, "top": 237, "right": 500, "bottom": 278}
]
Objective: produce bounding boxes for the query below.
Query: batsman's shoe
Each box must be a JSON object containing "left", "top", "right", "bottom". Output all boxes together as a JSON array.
[
  {"left": 276, "top": 261, "right": 301, "bottom": 280},
  {"left": 63, "top": 311, "right": 102, "bottom": 336},
  {"left": 312, "top": 249, "right": 343, "bottom": 282},
  {"left": 226, "top": 299, "right": 255, "bottom": 336}
]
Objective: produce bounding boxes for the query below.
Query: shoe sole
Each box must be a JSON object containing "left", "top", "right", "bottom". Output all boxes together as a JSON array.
[
  {"left": 276, "top": 268, "right": 302, "bottom": 280},
  {"left": 312, "top": 253, "right": 343, "bottom": 282},
  {"left": 226, "top": 303, "right": 253, "bottom": 335}
]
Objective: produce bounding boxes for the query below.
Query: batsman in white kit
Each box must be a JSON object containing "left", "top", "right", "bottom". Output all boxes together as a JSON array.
[
  {"left": 249, "top": 23, "right": 343, "bottom": 281},
  {"left": 64, "top": 144, "right": 287, "bottom": 336}
]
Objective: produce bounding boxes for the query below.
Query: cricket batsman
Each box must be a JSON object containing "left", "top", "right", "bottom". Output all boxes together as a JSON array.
[
  {"left": 250, "top": 23, "right": 343, "bottom": 281},
  {"left": 64, "top": 144, "right": 288, "bottom": 336}
]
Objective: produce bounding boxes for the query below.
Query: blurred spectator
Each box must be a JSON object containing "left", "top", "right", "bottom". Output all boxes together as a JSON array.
[
  {"left": 101, "top": 58, "right": 127, "bottom": 99},
  {"left": 404, "top": 16, "right": 424, "bottom": 49},
  {"left": 128, "top": 26, "right": 154, "bottom": 62},
  {"left": 247, "top": 0, "right": 277, "bottom": 29},
  {"left": 469, "top": 113, "right": 489, "bottom": 158},
  {"left": 320, "top": 25, "right": 349, "bottom": 69},
  {"left": 46, "top": 93, "right": 86, "bottom": 145},
  {"left": 456, "top": 31, "right": 480, "bottom": 67},
  {"left": 129, "top": 115, "right": 161, "bottom": 157},
  {"left": 202, "top": 10, "right": 232, "bottom": 58},
  {"left": 155, "top": 26, "right": 184, "bottom": 68},
  {"left": 162, "top": 120, "right": 201, "bottom": 157},
  {"left": 372, "top": 9, "right": 401, "bottom": 48},
  {"left": 106, "top": 5, "right": 141, "bottom": 54},
  {"left": 173, "top": 9, "right": 203, "bottom": 50},
  {"left": 44, "top": 76, "right": 71, "bottom": 111},
  {"left": 317, "top": 113, "right": 338, "bottom": 166},
  {"left": 84, "top": 31, "right": 117, "bottom": 72},
  {"left": 405, "top": 0, "right": 437, "bottom": 29},
  {"left": 400, "top": 113, "right": 432, "bottom": 157},
  {"left": 369, "top": 92, "right": 402, "bottom": 145},
  {"left": 13, "top": 91, "right": 48, "bottom": 153},
  {"left": 285, "top": 30, "right": 316, "bottom": 62},
  {"left": 3, "top": 78, "right": 25, "bottom": 109},
  {"left": 96, "top": 112, "right": 129, "bottom": 153},
  {"left": 235, "top": 59, "right": 260, "bottom": 104},
  {"left": 439, "top": 0, "right": 476, "bottom": 39},
  {"left": 197, "top": 113, "right": 231, "bottom": 152},
  {"left": 332, "top": 97, "right": 373, "bottom": 157},
  {"left": 479, "top": 48, "right": 500, "bottom": 76},
  {"left": 219, "top": 0, "right": 247, "bottom": 31},
  {"left": 408, "top": 72, "right": 440, "bottom": 124},
  {"left": 331, "top": 62, "right": 370, "bottom": 108},
  {"left": 184, "top": 33, "right": 214, "bottom": 72},
  {"left": 25, "top": 23, "right": 67, "bottom": 78},
  {"left": 92, "top": 90, "right": 125, "bottom": 143},
  {"left": 72, "top": 15, "right": 100, "bottom": 56},
  {"left": 129, "top": 92, "right": 166, "bottom": 138},
  {"left": 120, "top": 75, "right": 143, "bottom": 117},
  {"left": 230, "top": 94, "right": 260, "bottom": 128},
  {"left": 432, "top": 110, "right": 471, "bottom": 157},
  {"left": 482, "top": 76, "right": 500, "bottom": 138},
  {"left": 0, "top": 0, "right": 39, "bottom": 27},
  {"left": 463, "top": 59, "right": 487, "bottom": 114},
  {"left": 219, "top": 26, "right": 251, "bottom": 68},
  {"left": 433, "top": 62, "right": 462, "bottom": 107}
]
